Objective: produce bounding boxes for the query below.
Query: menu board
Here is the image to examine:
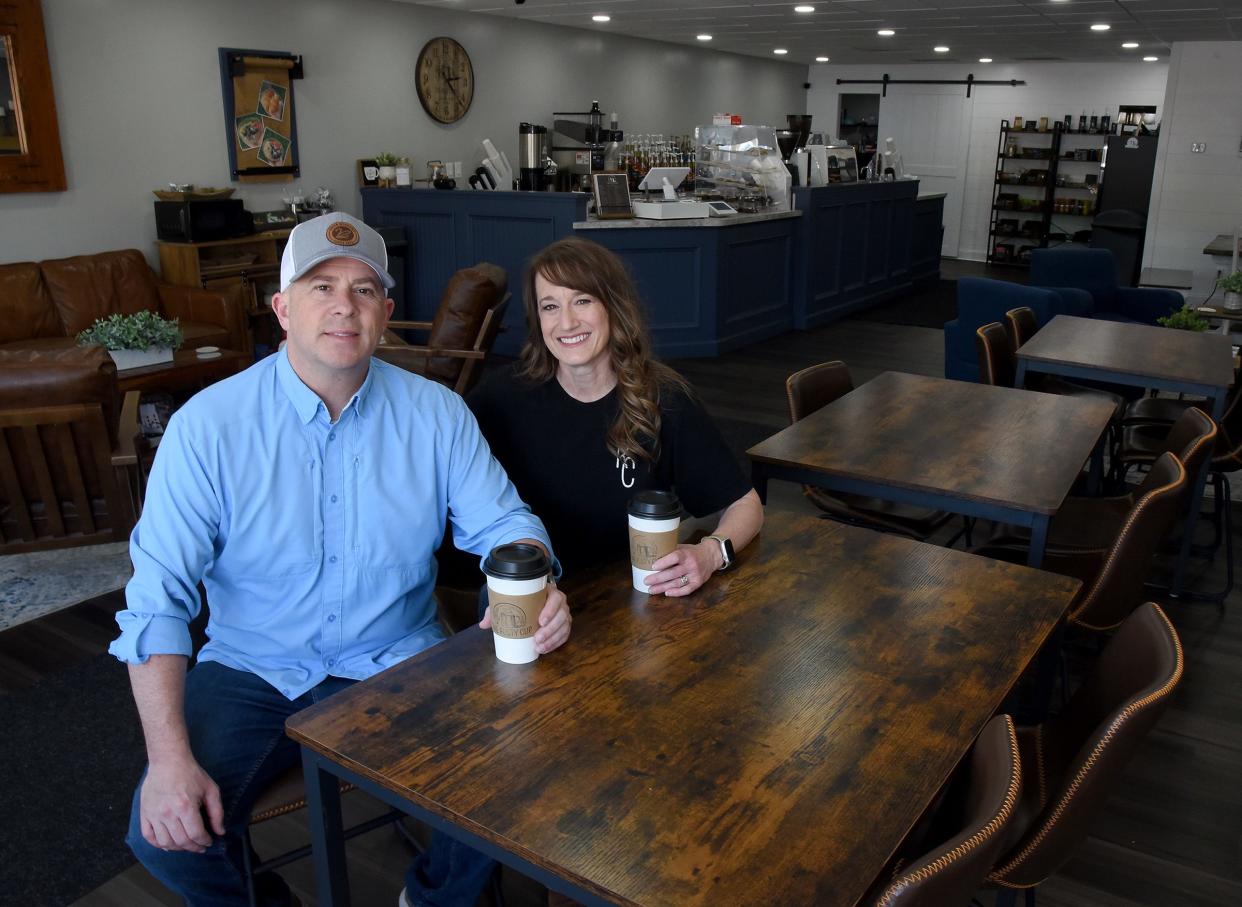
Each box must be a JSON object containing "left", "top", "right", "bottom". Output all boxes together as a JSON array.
[{"left": 592, "top": 172, "right": 633, "bottom": 219}]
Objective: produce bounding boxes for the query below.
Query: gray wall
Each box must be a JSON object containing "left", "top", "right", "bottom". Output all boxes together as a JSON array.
[{"left": 0, "top": 0, "right": 807, "bottom": 264}]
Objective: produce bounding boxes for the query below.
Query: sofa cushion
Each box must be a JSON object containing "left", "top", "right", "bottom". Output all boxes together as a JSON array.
[
  {"left": 425, "top": 263, "right": 507, "bottom": 384},
  {"left": 180, "top": 322, "right": 233, "bottom": 349},
  {"left": 40, "top": 249, "right": 162, "bottom": 338},
  {"left": 0, "top": 262, "right": 64, "bottom": 344}
]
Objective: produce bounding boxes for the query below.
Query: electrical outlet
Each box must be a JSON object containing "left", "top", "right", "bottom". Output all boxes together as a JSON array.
[
  {"left": 454, "top": 161, "right": 463, "bottom": 178},
  {"left": 1191, "top": 142, "right": 1207, "bottom": 153}
]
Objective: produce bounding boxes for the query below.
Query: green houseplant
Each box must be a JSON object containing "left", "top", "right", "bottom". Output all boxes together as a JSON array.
[
  {"left": 374, "top": 152, "right": 398, "bottom": 187},
  {"left": 1156, "top": 305, "right": 1210, "bottom": 332},
  {"left": 1218, "top": 271, "right": 1242, "bottom": 311},
  {"left": 77, "top": 311, "right": 184, "bottom": 371}
]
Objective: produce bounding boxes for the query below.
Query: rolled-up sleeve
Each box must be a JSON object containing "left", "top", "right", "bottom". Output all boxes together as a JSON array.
[
  {"left": 444, "top": 396, "right": 558, "bottom": 571},
  {"left": 109, "top": 414, "right": 221, "bottom": 664}
]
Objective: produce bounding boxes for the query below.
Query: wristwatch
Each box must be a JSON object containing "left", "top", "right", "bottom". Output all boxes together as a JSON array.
[{"left": 704, "top": 535, "right": 735, "bottom": 572}]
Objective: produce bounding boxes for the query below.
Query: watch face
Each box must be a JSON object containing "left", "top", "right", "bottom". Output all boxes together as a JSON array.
[{"left": 416, "top": 37, "right": 474, "bottom": 125}]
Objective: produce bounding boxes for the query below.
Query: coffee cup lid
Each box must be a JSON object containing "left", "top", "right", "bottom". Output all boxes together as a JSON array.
[
  {"left": 483, "top": 543, "right": 549, "bottom": 581},
  {"left": 628, "top": 489, "right": 682, "bottom": 519}
]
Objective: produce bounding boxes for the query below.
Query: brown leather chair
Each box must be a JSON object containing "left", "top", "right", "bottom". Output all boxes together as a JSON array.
[
  {"left": 974, "top": 322, "right": 1016, "bottom": 388},
  {"left": 975, "top": 453, "right": 1187, "bottom": 632},
  {"left": 0, "top": 346, "right": 141, "bottom": 552},
  {"left": 785, "top": 362, "right": 952, "bottom": 541},
  {"left": 376, "top": 263, "right": 509, "bottom": 396},
  {"left": 1117, "top": 393, "right": 1240, "bottom": 601},
  {"left": 987, "top": 603, "right": 1183, "bottom": 903},
  {"left": 870, "top": 715, "right": 1022, "bottom": 907}
]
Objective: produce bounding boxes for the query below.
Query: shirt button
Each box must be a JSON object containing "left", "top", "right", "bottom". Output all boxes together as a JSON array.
[
  {"left": 329, "top": 555, "right": 338, "bottom": 563},
  {"left": 330, "top": 494, "right": 338, "bottom": 503},
  {"left": 327, "top": 658, "right": 335, "bottom": 667},
  {"left": 328, "top": 614, "right": 336, "bottom": 622},
  {"left": 328, "top": 432, "right": 336, "bottom": 441}
]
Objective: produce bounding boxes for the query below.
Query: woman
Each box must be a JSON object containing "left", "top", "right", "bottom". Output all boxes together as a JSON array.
[{"left": 469, "top": 237, "right": 763, "bottom": 595}]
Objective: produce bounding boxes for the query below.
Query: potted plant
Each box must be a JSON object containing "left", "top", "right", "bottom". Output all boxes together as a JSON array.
[
  {"left": 375, "top": 152, "right": 398, "bottom": 187},
  {"left": 77, "top": 311, "right": 184, "bottom": 371},
  {"left": 1156, "top": 305, "right": 1210, "bottom": 332},
  {"left": 1218, "top": 271, "right": 1242, "bottom": 312}
]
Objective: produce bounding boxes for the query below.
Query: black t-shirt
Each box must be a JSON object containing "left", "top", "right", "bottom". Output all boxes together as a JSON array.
[{"left": 469, "top": 366, "right": 751, "bottom": 578}]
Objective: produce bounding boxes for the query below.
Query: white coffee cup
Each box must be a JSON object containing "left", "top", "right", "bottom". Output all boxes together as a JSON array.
[
  {"left": 482, "top": 544, "right": 549, "bottom": 664},
  {"left": 628, "top": 490, "right": 683, "bottom": 593}
]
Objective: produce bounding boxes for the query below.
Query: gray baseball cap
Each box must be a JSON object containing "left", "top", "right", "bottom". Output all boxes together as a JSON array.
[{"left": 279, "top": 212, "right": 396, "bottom": 292}]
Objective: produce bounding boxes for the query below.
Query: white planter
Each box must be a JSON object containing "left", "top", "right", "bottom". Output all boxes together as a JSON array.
[
  {"left": 109, "top": 346, "right": 174, "bottom": 372},
  {"left": 378, "top": 165, "right": 397, "bottom": 186},
  {"left": 1224, "top": 291, "right": 1242, "bottom": 312}
]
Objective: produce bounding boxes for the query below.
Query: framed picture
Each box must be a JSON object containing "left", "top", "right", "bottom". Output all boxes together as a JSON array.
[
  {"left": 591, "top": 172, "right": 633, "bottom": 219},
  {"left": 218, "top": 48, "right": 302, "bottom": 183},
  {"left": 358, "top": 159, "right": 380, "bottom": 187}
]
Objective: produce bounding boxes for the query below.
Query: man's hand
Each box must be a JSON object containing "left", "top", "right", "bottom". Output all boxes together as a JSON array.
[
  {"left": 139, "top": 754, "right": 225, "bottom": 853},
  {"left": 480, "top": 583, "right": 571, "bottom": 654}
]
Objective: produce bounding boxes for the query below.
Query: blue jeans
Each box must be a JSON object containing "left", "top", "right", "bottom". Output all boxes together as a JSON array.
[{"left": 125, "top": 661, "right": 496, "bottom": 907}]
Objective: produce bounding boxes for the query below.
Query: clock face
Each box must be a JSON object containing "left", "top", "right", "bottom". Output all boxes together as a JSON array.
[{"left": 416, "top": 37, "right": 474, "bottom": 125}]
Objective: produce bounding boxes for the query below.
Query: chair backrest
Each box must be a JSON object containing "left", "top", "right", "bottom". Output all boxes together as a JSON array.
[
  {"left": 1003, "top": 306, "right": 1038, "bottom": 355},
  {"left": 1030, "top": 248, "right": 1119, "bottom": 309},
  {"left": 989, "top": 603, "right": 1182, "bottom": 888},
  {"left": 423, "top": 262, "right": 508, "bottom": 385},
  {"left": 39, "top": 249, "right": 163, "bottom": 337},
  {"left": 1069, "top": 453, "right": 1186, "bottom": 630},
  {"left": 453, "top": 293, "right": 510, "bottom": 397},
  {"left": 785, "top": 361, "right": 854, "bottom": 424},
  {"left": 974, "top": 322, "right": 1015, "bottom": 388},
  {"left": 873, "top": 715, "right": 1022, "bottom": 906},
  {"left": 0, "top": 402, "right": 134, "bottom": 553},
  {"left": 1159, "top": 407, "right": 1217, "bottom": 482}
]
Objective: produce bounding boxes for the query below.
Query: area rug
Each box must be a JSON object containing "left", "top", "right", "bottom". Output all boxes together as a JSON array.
[
  {"left": 0, "top": 542, "right": 132, "bottom": 632},
  {"left": 853, "top": 279, "right": 957, "bottom": 329},
  {"left": 0, "top": 650, "right": 145, "bottom": 907}
]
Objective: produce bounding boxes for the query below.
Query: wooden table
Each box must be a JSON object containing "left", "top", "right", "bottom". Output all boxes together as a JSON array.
[
  {"left": 1202, "top": 233, "right": 1241, "bottom": 257},
  {"left": 1015, "top": 314, "right": 1235, "bottom": 594},
  {"left": 115, "top": 348, "right": 250, "bottom": 393},
  {"left": 746, "top": 371, "right": 1115, "bottom": 568},
  {"left": 286, "top": 514, "right": 1080, "bottom": 907},
  {"left": 1139, "top": 267, "right": 1194, "bottom": 290}
]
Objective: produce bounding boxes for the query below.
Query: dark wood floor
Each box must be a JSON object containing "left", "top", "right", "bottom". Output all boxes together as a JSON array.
[{"left": 3, "top": 310, "right": 1235, "bottom": 906}]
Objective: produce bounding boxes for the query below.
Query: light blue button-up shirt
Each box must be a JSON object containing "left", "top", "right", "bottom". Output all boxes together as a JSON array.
[{"left": 109, "top": 350, "right": 553, "bottom": 699}]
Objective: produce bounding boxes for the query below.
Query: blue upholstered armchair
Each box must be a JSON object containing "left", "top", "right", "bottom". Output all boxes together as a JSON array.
[
  {"left": 943, "top": 278, "right": 1081, "bottom": 382},
  {"left": 1030, "top": 248, "right": 1182, "bottom": 325}
]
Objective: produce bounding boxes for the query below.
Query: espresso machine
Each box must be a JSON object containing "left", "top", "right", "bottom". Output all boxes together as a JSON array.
[
  {"left": 518, "top": 122, "right": 550, "bottom": 191},
  {"left": 776, "top": 129, "right": 799, "bottom": 186}
]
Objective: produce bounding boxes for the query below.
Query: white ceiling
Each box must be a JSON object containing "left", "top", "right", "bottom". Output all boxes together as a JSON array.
[{"left": 407, "top": 0, "right": 1242, "bottom": 65}]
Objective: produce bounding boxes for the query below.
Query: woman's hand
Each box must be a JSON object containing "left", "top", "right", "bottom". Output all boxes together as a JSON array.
[{"left": 645, "top": 541, "right": 722, "bottom": 597}]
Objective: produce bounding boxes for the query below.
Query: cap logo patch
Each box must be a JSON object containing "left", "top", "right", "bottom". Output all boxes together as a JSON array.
[{"left": 326, "top": 222, "right": 360, "bottom": 246}]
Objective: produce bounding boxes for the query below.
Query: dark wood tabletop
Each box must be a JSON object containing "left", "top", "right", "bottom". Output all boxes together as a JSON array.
[
  {"left": 286, "top": 513, "right": 1079, "bottom": 907},
  {"left": 1015, "top": 315, "right": 1235, "bottom": 390},
  {"left": 116, "top": 348, "right": 250, "bottom": 393},
  {"left": 1203, "top": 233, "right": 1241, "bottom": 257},
  {"left": 746, "top": 371, "right": 1115, "bottom": 516}
]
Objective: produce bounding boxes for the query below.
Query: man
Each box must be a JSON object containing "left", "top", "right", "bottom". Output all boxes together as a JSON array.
[{"left": 110, "top": 212, "right": 570, "bottom": 906}]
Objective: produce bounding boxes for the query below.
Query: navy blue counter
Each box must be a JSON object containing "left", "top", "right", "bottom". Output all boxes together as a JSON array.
[{"left": 362, "top": 184, "right": 941, "bottom": 358}]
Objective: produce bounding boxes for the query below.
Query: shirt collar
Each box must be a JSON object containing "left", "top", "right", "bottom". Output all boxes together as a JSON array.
[{"left": 275, "top": 348, "right": 378, "bottom": 425}]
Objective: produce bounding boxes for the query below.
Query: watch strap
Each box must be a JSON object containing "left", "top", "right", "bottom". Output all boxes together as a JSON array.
[{"left": 704, "top": 535, "right": 734, "bottom": 571}]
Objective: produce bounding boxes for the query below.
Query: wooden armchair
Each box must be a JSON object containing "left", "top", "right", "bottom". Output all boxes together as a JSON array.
[
  {"left": 0, "top": 345, "right": 143, "bottom": 553},
  {"left": 375, "top": 263, "right": 509, "bottom": 397}
]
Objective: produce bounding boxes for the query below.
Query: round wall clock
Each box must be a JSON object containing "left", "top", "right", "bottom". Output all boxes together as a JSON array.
[{"left": 415, "top": 37, "right": 474, "bottom": 124}]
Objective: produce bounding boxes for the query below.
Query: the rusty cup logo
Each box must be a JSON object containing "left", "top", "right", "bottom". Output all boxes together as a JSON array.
[
  {"left": 491, "top": 600, "right": 534, "bottom": 639},
  {"left": 325, "top": 221, "right": 360, "bottom": 246}
]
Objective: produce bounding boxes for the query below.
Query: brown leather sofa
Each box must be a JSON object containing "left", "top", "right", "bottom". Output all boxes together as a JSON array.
[{"left": 0, "top": 248, "right": 247, "bottom": 355}]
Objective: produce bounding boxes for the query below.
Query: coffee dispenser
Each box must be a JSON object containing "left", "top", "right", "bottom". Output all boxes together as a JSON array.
[{"left": 518, "top": 123, "right": 549, "bottom": 191}]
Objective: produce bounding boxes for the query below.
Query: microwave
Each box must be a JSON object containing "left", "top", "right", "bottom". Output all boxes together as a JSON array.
[{"left": 154, "top": 199, "right": 252, "bottom": 243}]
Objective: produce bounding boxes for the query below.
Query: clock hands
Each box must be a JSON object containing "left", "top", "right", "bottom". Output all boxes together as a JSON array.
[{"left": 440, "top": 65, "right": 464, "bottom": 108}]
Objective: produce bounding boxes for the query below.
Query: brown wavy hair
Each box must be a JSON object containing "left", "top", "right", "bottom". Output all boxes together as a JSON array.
[{"left": 518, "top": 237, "right": 689, "bottom": 461}]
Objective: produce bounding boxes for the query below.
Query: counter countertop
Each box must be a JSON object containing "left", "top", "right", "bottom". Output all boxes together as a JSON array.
[
  {"left": 574, "top": 209, "right": 801, "bottom": 230},
  {"left": 918, "top": 192, "right": 947, "bottom": 201}
]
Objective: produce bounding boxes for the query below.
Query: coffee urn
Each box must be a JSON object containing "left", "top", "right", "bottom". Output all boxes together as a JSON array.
[{"left": 518, "top": 123, "right": 548, "bottom": 191}]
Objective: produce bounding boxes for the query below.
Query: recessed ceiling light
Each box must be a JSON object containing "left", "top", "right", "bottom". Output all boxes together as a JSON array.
[
  {"left": 979, "top": 57, "right": 993, "bottom": 63},
  {"left": 877, "top": 29, "right": 895, "bottom": 37},
  {"left": 1090, "top": 23, "right": 1111, "bottom": 31},
  {"left": 934, "top": 46, "right": 950, "bottom": 53},
  {"left": 794, "top": 4, "right": 816, "bottom": 12},
  {"left": 696, "top": 34, "right": 712, "bottom": 41},
  {"left": 1143, "top": 55, "right": 1159, "bottom": 62},
  {"left": 816, "top": 56, "right": 830, "bottom": 62},
  {"left": 592, "top": 14, "right": 610, "bottom": 22},
  {"left": 1122, "top": 42, "right": 1139, "bottom": 49},
  {"left": 773, "top": 48, "right": 789, "bottom": 55}
]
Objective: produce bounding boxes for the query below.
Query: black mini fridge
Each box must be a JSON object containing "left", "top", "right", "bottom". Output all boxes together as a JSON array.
[{"left": 1091, "top": 134, "right": 1159, "bottom": 285}]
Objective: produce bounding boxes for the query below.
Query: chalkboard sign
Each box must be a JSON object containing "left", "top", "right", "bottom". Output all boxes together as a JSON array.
[{"left": 592, "top": 172, "right": 633, "bottom": 219}]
